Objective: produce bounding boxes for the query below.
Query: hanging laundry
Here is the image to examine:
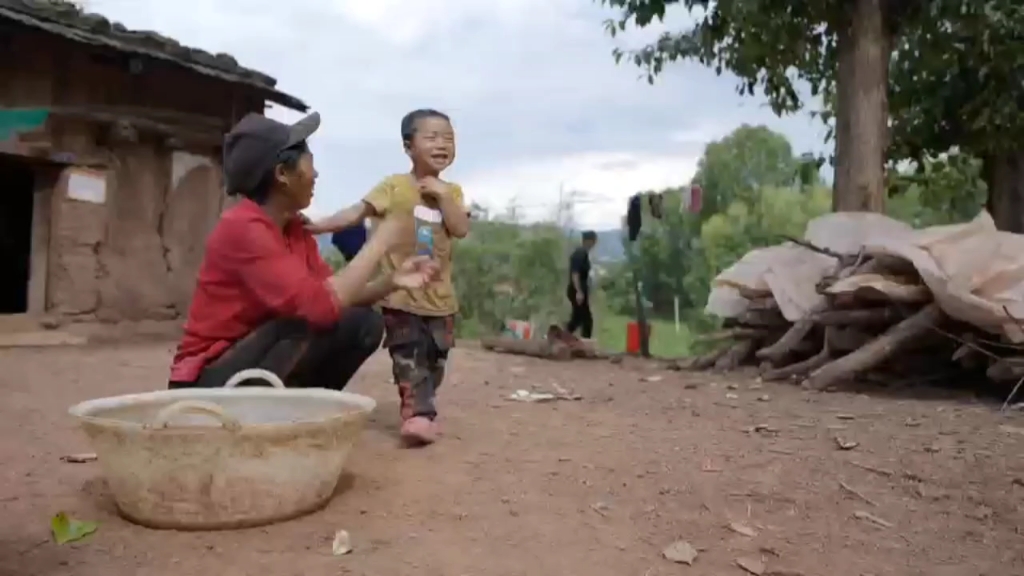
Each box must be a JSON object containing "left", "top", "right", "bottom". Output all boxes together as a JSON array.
[{"left": 627, "top": 194, "right": 642, "bottom": 241}]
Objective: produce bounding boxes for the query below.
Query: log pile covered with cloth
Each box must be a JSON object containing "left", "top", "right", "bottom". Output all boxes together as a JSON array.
[{"left": 698, "top": 211, "right": 1024, "bottom": 400}]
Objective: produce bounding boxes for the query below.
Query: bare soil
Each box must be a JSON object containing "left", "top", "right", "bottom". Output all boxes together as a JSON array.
[{"left": 1, "top": 342, "right": 1023, "bottom": 576}]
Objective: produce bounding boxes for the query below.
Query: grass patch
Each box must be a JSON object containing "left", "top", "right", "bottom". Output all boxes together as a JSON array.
[{"left": 593, "top": 310, "right": 694, "bottom": 358}]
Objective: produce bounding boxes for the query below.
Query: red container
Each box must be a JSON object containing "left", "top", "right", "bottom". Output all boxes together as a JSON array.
[{"left": 625, "top": 322, "right": 652, "bottom": 354}]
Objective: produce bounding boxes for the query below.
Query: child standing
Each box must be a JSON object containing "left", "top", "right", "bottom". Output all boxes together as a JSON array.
[{"left": 308, "top": 109, "right": 469, "bottom": 446}]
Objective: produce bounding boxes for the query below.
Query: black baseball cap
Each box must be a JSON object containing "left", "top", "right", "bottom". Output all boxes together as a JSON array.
[{"left": 222, "top": 111, "right": 320, "bottom": 195}]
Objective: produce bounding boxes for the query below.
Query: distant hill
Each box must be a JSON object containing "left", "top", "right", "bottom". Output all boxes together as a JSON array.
[{"left": 315, "top": 226, "right": 626, "bottom": 262}]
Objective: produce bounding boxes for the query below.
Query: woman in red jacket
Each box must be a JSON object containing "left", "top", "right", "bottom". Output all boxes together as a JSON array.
[{"left": 168, "top": 112, "right": 436, "bottom": 390}]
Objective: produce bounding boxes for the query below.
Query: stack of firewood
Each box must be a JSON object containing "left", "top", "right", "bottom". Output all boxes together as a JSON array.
[{"left": 691, "top": 238, "right": 1024, "bottom": 395}]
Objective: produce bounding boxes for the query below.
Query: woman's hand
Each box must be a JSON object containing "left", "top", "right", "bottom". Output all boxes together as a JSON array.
[{"left": 391, "top": 256, "right": 440, "bottom": 289}]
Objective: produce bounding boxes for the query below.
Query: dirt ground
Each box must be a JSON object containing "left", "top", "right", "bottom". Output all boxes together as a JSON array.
[{"left": 1, "top": 341, "right": 1023, "bottom": 576}]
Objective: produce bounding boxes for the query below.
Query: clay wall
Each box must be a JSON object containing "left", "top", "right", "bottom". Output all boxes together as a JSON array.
[{"left": 0, "top": 28, "right": 265, "bottom": 321}]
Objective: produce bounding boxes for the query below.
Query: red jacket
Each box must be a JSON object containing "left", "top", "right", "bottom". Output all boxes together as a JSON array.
[{"left": 169, "top": 199, "right": 339, "bottom": 382}]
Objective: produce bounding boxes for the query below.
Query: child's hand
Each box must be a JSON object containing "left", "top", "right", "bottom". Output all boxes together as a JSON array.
[{"left": 418, "top": 176, "right": 450, "bottom": 200}]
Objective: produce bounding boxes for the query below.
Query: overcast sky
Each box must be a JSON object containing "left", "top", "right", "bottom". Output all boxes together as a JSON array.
[{"left": 89, "top": 0, "right": 827, "bottom": 229}]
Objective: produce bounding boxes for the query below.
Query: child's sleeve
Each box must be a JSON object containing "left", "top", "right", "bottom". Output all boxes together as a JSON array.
[
  {"left": 362, "top": 177, "right": 394, "bottom": 216},
  {"left": 450, "top": 183, "right": 469, "bottom": 215}
]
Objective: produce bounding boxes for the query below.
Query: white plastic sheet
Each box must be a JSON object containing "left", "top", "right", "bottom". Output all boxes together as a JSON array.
[{"left": 705, "top": 211, "right": 1024, "bottom": 342}]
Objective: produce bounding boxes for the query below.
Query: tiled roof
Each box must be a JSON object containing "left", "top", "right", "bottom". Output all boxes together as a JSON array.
[{"left": 0, "top": 0, "right": 307, "bottom": 111}]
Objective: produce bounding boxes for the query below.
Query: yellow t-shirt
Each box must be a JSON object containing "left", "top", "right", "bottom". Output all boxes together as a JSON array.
[{"left": 363, "top": 174, "right": 465, "bottom": 316}]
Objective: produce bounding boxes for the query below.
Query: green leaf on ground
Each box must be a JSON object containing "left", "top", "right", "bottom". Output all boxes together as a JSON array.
[{"left": 51, "top": 512, "right": 98, "bottom": 545}]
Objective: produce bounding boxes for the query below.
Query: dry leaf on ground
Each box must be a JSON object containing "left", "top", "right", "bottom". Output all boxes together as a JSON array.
[
  {"left": 728, "top": 522, "right": 758, "bottom": 537},
  {"left": 737, "top": 556, "right": 766, "bottom": 575}
]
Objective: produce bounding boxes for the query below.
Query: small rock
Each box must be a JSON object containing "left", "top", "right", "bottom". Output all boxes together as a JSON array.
[
  {"left": 684, "top": 382, "right": 699, "bottom": 389},
  {"left": 726, "top": 393, "right": 739, "bottom": 400},
  {"left": 662, "top": 540, "right": 698, "bottom": 565},
  {"left": 332, "top": 529, "right": 352, "bottom": 555},
  {"left": 836, "top": 414, "right": 856, "bottom": 420},
  {"left": 642, "top": 375, "right": 664, "bottom": 383},
  {"left": 737, "top": 556, "right": 765, "bottom": 575},
  {"left": 758, "top": 394, "right": 771, "bottom": 402},
  {"left": 834, "top": 437, "right": 859, "bottom": 450},
  {"left": 39, "top": 316, "right": 63, "bottom": 330},
  {"left": 749, "top": 383, "right": 764, "bottom": 390},
  {"left": 904, "top": 418, "right": 922, "bottom": 427}
]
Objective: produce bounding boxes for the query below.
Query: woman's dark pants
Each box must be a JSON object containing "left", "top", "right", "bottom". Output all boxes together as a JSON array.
[{"left": 169, "top": 307, "right": 384, "bottom": 389}]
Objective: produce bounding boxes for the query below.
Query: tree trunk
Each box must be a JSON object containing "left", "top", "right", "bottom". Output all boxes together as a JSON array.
[
  {"left": 984, "top": 151, "right": 1024, "bottom": 233},
  {"left": 832, "top": 0, "right": 891, "bottom": 213}
]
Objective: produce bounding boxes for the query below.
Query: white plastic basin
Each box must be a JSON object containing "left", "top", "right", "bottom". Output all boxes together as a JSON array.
[{"left": 67, "top": 369, "right": 376, "bottom": 530}]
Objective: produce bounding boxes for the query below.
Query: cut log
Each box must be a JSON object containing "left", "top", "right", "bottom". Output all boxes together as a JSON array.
[
  {"left": 692, "top": 345, "right": 730, "bottom": 370},
  {"left": 986, "top": 357, "right": 1024, "bottom": 382},
  {"left": 704, "top": 328, "right": 774, "bottom": 342},
  {"left": 481, "top": 336, "right": 571, "bottom": 360},
  {"left": 714, "top": 339, "right": 756, "bottom": 371},
  {"left": 810, "top": 307, "right": 903, "bottom": 326},
  {"left": 952, "top": 340, "right": 988, "bottom": 370},
  {"left": 826, "top": 326, "right": 875, "bottom": 353},
  {"left": 756, "top": 302, "right": 828, "bottom": 364},
  {"left": 803, "top": 304, "right": 944, "bottom": 390},
  {"left": 734, "top": 309, "right": 788, "bottom": 327},
  {"left": 737, "top": 286, "right": 772, "bottom": 300},
  {"left": 763, "top": 328, "right": 835, "bottom": 382}
]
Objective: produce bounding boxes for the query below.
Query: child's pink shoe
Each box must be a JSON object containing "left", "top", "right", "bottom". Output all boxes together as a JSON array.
[{"left": 400, "top": 416, "right": 438, "bottom": 447}]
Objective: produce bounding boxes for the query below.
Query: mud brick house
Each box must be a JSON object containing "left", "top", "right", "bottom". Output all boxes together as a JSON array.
[{"left": 0, "top": 0, "right": 306, "bottom": 325}]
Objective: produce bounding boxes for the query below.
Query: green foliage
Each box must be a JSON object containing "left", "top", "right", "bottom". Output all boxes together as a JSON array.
[
  {"left": 889, "top": 1, "right": 1024, "bottom": 164},
  {"left": 323, "top": 247, "right": 345, "bottom": 272},
  {"left": 452, "top": 217, "right": 571, "bottom": 338},
  {"left": 599, "top": 0, "right": 842, "bottom": 117},
  {"left": 886, "top": 153, "right": 988, "bottom": 227},
  {"left": 598, "top": 0, "right": 1023, "bottom": 178}
]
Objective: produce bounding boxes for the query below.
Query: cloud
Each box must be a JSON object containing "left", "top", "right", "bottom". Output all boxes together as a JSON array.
[{"left": 87, "top": 0, "right": 828, "bottom": 229}]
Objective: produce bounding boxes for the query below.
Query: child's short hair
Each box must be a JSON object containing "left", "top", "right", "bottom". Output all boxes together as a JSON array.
[{"left": 400, "top": 109, "right": 451, "bottom": 144}]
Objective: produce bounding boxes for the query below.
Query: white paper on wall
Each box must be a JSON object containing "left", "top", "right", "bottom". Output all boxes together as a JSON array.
[{"left": 66, "top": 170, "right": 107, "bottom": 204}]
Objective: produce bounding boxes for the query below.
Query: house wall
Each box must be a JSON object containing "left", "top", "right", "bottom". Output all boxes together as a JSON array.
[{"left": 0, "top": 29, "right": 265, "bottom": 321}]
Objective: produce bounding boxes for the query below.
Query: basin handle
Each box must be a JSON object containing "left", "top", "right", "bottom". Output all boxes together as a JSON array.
[
  {"left": 223, "top": 368, "right": 286, "bottom": 389},
  {"left": 148, "top": 401, "right": 242, "bottom": 431}
]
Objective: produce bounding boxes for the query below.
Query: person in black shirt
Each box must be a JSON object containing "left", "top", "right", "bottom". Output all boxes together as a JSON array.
[{"left": 566, "top": 230, "right": 597, "bottom": 338}]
